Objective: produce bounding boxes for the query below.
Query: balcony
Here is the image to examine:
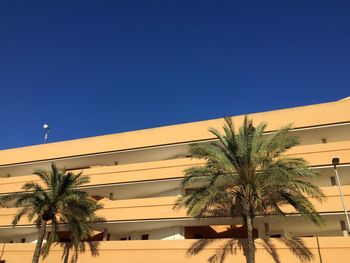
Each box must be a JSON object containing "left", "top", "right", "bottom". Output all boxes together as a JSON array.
[
  {"left": 0, "top": 158, "right": 203, "bottom": 195},
  {"left": 286, "top": 140, "right": 350, "bottom": 167},
  {"left": 0, "top": 196, "right": 186, "bottom": 226},
  {"left": 1, "top": 139, "right": 350, "bottom": 195},
  {"left": 1, "top": 185, "right": 350, "bottom": 227},
  {"left": 0, "top": 237, "right": 349, "bottom": 262}
]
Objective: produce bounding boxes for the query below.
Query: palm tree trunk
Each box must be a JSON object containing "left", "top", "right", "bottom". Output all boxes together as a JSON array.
[
  {"left": 63, "top": 243, "right": 70, "bottom": 263},
  {"left": 246, "top": 215, "right": 255, "bottom": 263},
  {"left": 32, "top": 220, "right": 47, "bottom": 263}
]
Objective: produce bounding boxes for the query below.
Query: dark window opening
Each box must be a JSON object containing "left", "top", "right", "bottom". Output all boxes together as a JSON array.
[
  {"left": 270, "top": 234, "right": 282, "bottom": 238},
  {"left": 185, "top": 225, "right": 259, "bottom": 239},
  {"left": 194, "top": 234, "right": 204, "bottom": 239},
  {"left": 141, "top": 234, "right": 149, "bottom": 240},
  {"left": 331, "top": 176, "right": 337, "bottom": 186}
]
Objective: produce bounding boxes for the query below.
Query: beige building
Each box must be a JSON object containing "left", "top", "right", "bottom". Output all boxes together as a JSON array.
[{"left": 0, "top": 97, "right": 350, "bottom": 262}]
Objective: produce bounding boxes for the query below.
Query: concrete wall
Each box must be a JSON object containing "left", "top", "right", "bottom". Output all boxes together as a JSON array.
[
  {"left": 0, "top": 237, "right": 349, "bottom": 263},
  {"left": 1, "top": 186, "right": 350, "bottom": 226},
  {"left": 0, "top": 98, "right": 349, "bottom": 166}
]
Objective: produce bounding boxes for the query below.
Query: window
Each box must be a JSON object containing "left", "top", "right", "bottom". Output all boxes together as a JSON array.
[
  {"left": 120, "top": 237, "right": 127, "bottom": 240},
  {"left": 106, "top": 233, "right": 111, "bottom": 241},
  {"left": 21, "top": 238, "right": 26, "bottom": 243},
  {"left": 331, "top": 176, "right": 337, "bottom": 186},
  {"left": 141, "top": 234, "right": 149, "bottom": 240}
]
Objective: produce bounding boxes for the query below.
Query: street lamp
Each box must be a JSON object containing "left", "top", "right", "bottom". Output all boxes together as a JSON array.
[
  {"left": 332, "top": 157, "right": 350, "bottom": 235},
  {"left": 43, "top": 124, "right": 50, "bottom": 143}
]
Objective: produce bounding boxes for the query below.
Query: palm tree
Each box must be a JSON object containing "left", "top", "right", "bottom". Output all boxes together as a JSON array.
[
  {"left": 0, "top": 164, "right": 104, "bottom": 263},
  {"left": 176, "top": 116, "right": 325, "bottom": 263}
]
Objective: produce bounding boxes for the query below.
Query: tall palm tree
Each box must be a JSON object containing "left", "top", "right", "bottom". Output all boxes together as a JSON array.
[
  {"left": 0, "top": 164, "right": 104, "bottom": 263},
  {"left": 176, "top": 116, "right": 325, "bottom": 263}
]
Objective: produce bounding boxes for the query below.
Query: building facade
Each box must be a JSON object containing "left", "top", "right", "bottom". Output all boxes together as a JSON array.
[{"left": 0, "top": 98, "right": 350, "bottom": 262}]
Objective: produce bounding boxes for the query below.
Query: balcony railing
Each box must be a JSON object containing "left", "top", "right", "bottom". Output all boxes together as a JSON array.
[
  {"left": 1, "top": 140, "right": 350, "bottom": 195},
  {"left": 0, "top": 158, "right": 203, "bottom": 195},
  {"left": 1, "top": 186, "right": 350, "bottom": 226},
  {"left": 0, "top": 237, "right": 349, "bottom": 262}
]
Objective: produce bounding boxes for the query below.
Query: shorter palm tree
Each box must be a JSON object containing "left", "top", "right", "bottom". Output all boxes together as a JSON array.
[
  {"left": 0, "top": 164, "right": 104, "bottom": 263},
  {"left": 176, "top": 116, "right": 325, "bottom": 263}
]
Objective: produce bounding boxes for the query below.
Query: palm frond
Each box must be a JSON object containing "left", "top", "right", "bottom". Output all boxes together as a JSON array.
[
  {"left": 179, "top": 116, "right": 325, "bottom": 262},
  {"left": 1, "top": 163, "right": 104, "bottom": 262}
]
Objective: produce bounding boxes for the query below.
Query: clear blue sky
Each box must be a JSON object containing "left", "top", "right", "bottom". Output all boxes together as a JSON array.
[{"left": 0, "top": 1, "right": 349, "bottom": 150}]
